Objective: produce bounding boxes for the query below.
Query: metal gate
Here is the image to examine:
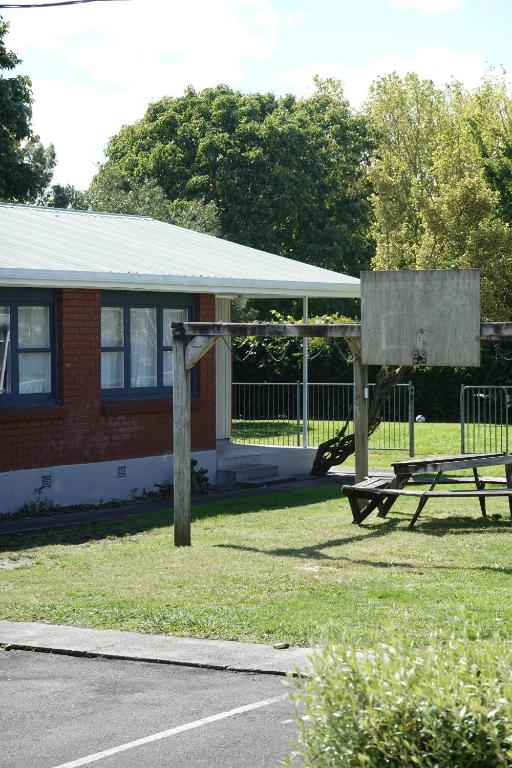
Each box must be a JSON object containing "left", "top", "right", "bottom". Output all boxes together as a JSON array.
[
  {"left": 232, "top": 381, "right": 415, "bottom": 455},
  {"left": 460, "top": 385, "right": 511, "bottom": 453}
]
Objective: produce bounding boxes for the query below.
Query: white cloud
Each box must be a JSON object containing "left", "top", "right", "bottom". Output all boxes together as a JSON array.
[
  {"left": 3, "top": 0, "right": 279, "bottom": 187},
  {"left": 284, "top": 11, "right": 305, "bottom": 26},
  {"left": 279, "top": 46, "right": 488, "bottom": 107},
  {"left": 389, "top": 0, "right": 468, "bottom": 14}
]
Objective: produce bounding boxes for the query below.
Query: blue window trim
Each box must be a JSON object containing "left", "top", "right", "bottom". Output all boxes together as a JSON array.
[
  {"left": 0, "top": 288, "right": 57, "bottom": 407},
  {"left": 101, "top": 291, "right": 196, "bottom": 399}
]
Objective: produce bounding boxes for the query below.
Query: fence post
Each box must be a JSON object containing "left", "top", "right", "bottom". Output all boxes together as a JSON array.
[
  {"left": 460, "top": 385, "right": 465, "bottom": 454},
  {"left": 408, "top": 382, "right": 415, "bottom": 457},
  {"left": 302, "top": 297, "right": 309, "bottom": 448},
  {"left": 296, "top": 381, "right": 301, "bottom": 446},
  {"left": 507, "top": 390, "right": 510, "bottom": 454}
]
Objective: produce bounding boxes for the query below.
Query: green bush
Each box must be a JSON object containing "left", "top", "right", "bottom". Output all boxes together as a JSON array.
[{"left": 288, "top": 625, "right": 512, "bottom": 767}]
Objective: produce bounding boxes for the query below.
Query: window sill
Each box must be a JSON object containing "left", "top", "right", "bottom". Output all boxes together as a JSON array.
[
  {"left": 102, "top": 398, "right": 203, "bottom": 417},
  {"left": 0, "top": 403, "right": 66, "bottom": 422}
]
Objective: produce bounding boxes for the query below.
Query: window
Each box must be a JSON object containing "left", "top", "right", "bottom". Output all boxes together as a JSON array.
[
  {"left": 0, "top": 290, "right": 55, "bottom": 404},
  {"left": 101, "top": 292, "right": 191, "bottom": 396}
]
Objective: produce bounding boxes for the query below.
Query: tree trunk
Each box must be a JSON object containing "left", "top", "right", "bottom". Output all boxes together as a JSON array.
[{"left": 310, "top": 365, "right": 407, "bottom": 476}]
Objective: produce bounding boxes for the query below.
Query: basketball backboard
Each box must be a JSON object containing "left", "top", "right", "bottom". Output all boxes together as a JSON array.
[{"left": 361, "top": 269, "right": 480, "bottom": 367}]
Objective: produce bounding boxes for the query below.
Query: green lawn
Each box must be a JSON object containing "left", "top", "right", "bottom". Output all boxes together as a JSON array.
[
  {"left": 358, "top": 420, "right": 462, "bottom": 470},
  {"left": 233, "top": 419, "right": 463, "bottom": 470},
  {"left": 1, "top": 477, "right": 512, "bottom": 647}
]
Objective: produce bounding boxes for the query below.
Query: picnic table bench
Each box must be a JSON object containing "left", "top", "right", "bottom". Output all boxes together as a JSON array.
[{"left": 342, "top": 452, "right": 512, "bottom": 528}]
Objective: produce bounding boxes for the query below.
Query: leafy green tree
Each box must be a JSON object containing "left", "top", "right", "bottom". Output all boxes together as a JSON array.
[
  {"left": 366, "top": 73, "right": 512, "bottom": 319},
  {"left": 95, "top": 81, "right": 373, "bottom": 276},
  {"left": 42, "top": 183, "right": 85, "bottom": 210},
  {"left": 0, "top": 17, "right": 55, "bottom": 201},
  {"left": 84, "top": 165, "right": 220, "bottom": 235},
  {"left": 232, "top": 310, "right": 354, "bottom": 384},
  {"left": 467, "top": 75, "right": 512, "bottom": 223}
]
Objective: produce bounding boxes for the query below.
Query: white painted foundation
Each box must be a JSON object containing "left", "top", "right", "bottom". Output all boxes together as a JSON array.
[
  {"left": 0, "top": 450, "right": 217, "bottom": 515},
  {"left": 217, "top": 441, "right": 318, "bottom": 477}
]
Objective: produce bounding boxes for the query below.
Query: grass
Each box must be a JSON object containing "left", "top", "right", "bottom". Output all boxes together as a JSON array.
[
  {"left": 360, "top": 420, "right": 462, "bottom": 470},
  {"left": 1, "top": 472, "right": 512, "bottom": 647},
  {"left": 233, "top": 419, "right": 463, "bottom": 470}
]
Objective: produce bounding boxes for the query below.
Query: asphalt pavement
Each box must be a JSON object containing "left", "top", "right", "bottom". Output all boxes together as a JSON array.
[{"left": 0, "top": 649, "right": 302, "bottom": 768}]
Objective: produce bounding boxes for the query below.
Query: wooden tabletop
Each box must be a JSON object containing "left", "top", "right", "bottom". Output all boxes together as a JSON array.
[{"left": 392, "top": 452, "right": 512, "bottom": 475}]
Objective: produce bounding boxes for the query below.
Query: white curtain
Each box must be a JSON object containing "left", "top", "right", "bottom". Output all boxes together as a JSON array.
[
  {"left": 101, "top": 307, "right": 124, "bottom": 389},
  {"left": 131, "top": 308, "right": 157, "bottom": 388},
  {"left": 18, "top": 306, "right": 49, "bottom": 348},
  {"left": 101, "top": 351, "right": 124, "bottom": 389},
  {"left": 0, "top": 306, "right": 10, "bottom": 395},
  {"left": 19, "top": 352, "right": 51, "bottom": 394},
  {"left": 17, "top": 306, "right": 51, "bottom": 394}
]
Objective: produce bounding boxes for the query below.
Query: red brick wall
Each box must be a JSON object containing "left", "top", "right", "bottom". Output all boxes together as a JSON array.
[{"left": 0, "top": 290, "right": 217, "bottom": 473}]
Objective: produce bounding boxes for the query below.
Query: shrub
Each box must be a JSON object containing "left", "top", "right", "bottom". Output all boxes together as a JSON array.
[{"left": 287, "top": 625, "right": 512, "bottom": 767}]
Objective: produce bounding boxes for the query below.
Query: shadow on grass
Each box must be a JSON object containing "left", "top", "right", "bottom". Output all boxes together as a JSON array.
[
  {"left": 0, "top": 486, "right": 341, "bottom": 554},
  {"left": 216, "top": 518, "right": 403, "bottom": 563},
  {"left": 215, "top": 513, "right": 512, "bottom": 573},
  {"left": 410, "top": 514, "right": 512, "bottom": 536}
]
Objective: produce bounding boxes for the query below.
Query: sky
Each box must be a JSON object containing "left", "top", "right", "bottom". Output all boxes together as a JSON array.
[{"left": 2, "top": 0, "right": 512, "bottom": 189}]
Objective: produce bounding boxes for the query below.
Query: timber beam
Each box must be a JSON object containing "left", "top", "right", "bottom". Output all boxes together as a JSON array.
[
  {"left": 173, "top": 321, "right": 512, "bottom": 342},
  {"left": 172, "top": 322, "right": 362, "bottom": 338},
  {"left": 185, "top": 335, "right": 218, "bottom": 370},
  {"left": 479, "top": 322, "right": 512, "bottom": 341}
]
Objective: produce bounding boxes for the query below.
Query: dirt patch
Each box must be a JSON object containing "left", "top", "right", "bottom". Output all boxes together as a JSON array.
[{"left": 0, "top": 558, "right": 33, "bottom": 572}]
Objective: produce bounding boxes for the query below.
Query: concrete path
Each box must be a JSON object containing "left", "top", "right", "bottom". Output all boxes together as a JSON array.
[
  {"left": 0, "top": 473, "right": 346, "bottom": 536},
  {"left": 0, "top": 620, "right": 315, "bottom": 675}
]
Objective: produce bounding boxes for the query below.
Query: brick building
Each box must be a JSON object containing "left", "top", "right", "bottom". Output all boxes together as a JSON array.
[{"left": 0, "top": 204, "right": 360, "bottom": 513}]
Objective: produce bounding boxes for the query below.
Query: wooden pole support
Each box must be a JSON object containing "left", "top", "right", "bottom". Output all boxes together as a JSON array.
[
  {"left": 348, "top": 338, "right": 369, "bottom": 484},
  {"left": 173, "top": 333, "right": 191, "bottom": 546}
]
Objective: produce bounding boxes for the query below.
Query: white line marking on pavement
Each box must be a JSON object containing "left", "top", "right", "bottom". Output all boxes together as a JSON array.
[{"left": 50, "top": 694, "right": 288, "bottom": 768}]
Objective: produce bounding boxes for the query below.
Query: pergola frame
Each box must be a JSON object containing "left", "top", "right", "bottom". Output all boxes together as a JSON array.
[{"left": 172, "top": 320, "right": 512, "bottom": 546}]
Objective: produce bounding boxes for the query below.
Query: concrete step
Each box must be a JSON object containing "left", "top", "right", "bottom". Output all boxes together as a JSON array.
[
  {"left": 216, "top": 464, "right": 279, "bottom": 488},
  {"left": 238, "top": 476, "right": 298, "bottom": 488},
  {"left": 217, "top": 453, "right": 263, "bottom": 470}
]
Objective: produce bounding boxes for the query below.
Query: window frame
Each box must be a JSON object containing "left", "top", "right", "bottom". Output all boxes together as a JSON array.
[
  {"left": 0, "top": 288, "right": 57, "bottom": 407},
  {"left": 101, "top": 291, "right": 195, "bottom": 399}
]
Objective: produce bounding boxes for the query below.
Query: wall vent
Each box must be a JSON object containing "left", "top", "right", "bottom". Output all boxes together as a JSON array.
[
  {"left": 117, "top": 466, "right": 127, "bottom": 478},
  {"left": 41, "top": 475, "right": 53, "bottom": 489}
]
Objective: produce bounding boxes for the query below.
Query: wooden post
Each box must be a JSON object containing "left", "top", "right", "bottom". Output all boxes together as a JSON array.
[
  {"left": 351, "top": 341, "right": 369, "bottom": 483},
  {"left": 173, "top": 333, "right": 191, "bottom": 546}
]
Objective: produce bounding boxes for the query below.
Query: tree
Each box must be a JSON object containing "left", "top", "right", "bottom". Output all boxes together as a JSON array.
[
  {"left": 311, "top": 364, "right": 407, "bottom": 476},
  {"left": 366, "top": 73, "right": 512, "bottom": 319},
  {"left": 466, "top": 74, "right": 512, "bottom": 223},
  {"left": 84, "top": 165, "right": 220, "bottom": 235},
  {"left": 94, "top": 81, "right": 373, "bottom": 277},
  {"left": 42, "top": 183, "right": 85, "bottom": 209},
  {"left": 0, "top": 16, "right": 55, "bottom": 201}
]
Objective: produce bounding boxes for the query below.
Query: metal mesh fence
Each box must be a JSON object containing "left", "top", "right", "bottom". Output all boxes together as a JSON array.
[
  {"left": 460, "top": 385, "right": 511, "bottom": 454},
  {"left": 232, "top": 382, "right": 414, "bottom": 454}
]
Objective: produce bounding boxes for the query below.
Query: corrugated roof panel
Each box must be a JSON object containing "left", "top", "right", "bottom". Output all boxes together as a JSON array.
[{"left": 0, "top": 204, "right": 360, "bottom": 298}]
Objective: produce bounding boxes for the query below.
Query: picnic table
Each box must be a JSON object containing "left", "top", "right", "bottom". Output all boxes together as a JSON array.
[{"left": 342, "top": 452, "right": 512, "bottom": 528}]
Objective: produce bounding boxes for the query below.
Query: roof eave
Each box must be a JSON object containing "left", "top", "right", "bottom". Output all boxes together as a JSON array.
[{"left": 0, "top": 270, "right": 361, "bottom": 299}]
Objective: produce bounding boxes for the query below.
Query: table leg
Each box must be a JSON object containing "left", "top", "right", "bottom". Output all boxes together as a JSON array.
[
  {"left": 346, "top": 490, "right": 365, "bottom": 523},
  {"left": 505, "top": 464, "right": 512, "bottom": 522},
  {"left": 408, "top": 470, "right": 443, "bottom": 529},
  {"left": 473, "top": 467, "right": 487, "bottom": 519},
  {"left": 354, "top": 494, "right": 385, "bottom": 524},
  {"left": 377, "top": 474, "right": 411, "bottom": 519}
]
